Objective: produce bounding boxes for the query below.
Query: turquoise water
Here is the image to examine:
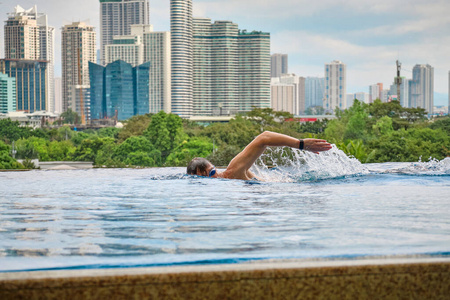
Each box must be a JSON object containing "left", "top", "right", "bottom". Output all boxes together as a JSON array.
[{"left": 1, "top": 147, "right": 449, "bottom": 272}]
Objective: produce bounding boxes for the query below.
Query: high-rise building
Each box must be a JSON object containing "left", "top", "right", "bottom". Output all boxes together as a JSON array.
[
  {"left": 105, "top": 35, "right": 144, "bottom": 67},
  {"left": 0, "top": 59, "right": 47, "bottom": 112},
  {"left": 305, "top": 77, "right": 324, "bottom": 110},
  {"left": 409, "top": 64, "right": 434, "bottom": 114},
  {"left": 99, "top": 0, "right": 150, "bottom": 64},
  {"left": 61, "top": 22, "right": 97, "bottom": 117},
  {"left": 104, "top": 24, "right": 171, "bottom": 113},
  {"left": 347, "top": 92, "right": 369, "bottom": 107},
  {"left": 4, "top": 5, "right": 55, "bottom": 112},
  {"left": 369, "top": 83, "right": 383, "bottom": 103},
  {"left": 171, "top": 0, "right": 193, "bottom": 117},
  {"left": 271, "top": 74, "right": 304, "bottom": 115},
  {"left": 54, "top": 77, "right": 62, "bottom": 113},
  {"left": 0, "top": 73, "right": 16, "bottom": 113},
  {"left": 271, "top": 53, "right": 288, "bottom": 78},
  {"left": 89, "top": 60, "right": 150, "bottom": 120},
  {"left": 324, "top": 60, "right": 346, "bottom": 112},
  {"left": 389, "top": 78, "right": 410, "bottom": 107},
  {"left": 192, "top": 18, "right": 270, "bottom": 116},
  {"left": 238, "top": 30, "right": 271, "bottom": 113}
]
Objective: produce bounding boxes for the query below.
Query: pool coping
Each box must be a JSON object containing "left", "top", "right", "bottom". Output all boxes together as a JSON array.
[
  {"left": 1, "top": 256, "right": 449, "bottom": 299},
  {"left": 1, "top": 255, "right": 449, "bottom": 280}
]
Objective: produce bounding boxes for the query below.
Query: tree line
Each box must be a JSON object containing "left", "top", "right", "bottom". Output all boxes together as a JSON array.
[{"left": 0, "top": 99, "right": 449, "bottom": 169}]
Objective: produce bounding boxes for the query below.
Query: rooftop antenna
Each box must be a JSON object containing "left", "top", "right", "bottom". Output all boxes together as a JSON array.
[{"left": 395, "top": 60, "right": 402, "bottom": 104}]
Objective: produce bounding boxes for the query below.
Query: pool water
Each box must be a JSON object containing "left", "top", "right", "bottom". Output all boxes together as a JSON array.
[{"left": 1, "top": 147, "right": 449, "bottom": 272}]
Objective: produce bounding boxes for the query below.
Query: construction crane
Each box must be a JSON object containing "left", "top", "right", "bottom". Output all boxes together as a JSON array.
[
  {"left": 77, "top": 47, "right": 86, "bottom": 125},
  {"left": 395, "top": 60, "right": 402, "bottom": 104}
]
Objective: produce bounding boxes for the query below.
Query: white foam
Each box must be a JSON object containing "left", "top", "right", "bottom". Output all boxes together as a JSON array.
[{"left": 251, "top": 145, "right": 369, "bottom": 182}]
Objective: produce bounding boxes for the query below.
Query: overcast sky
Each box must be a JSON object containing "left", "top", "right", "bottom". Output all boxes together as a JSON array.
[{"left": 1, "top": 0, "right": 449, "bottom": 105}]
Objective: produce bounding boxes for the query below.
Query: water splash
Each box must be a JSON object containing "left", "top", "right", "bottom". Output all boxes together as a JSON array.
[
  {"left": 392, "top": 157, "right": 450, "bottom": 176},
  {"left": 251, "top": 145, "right": 369, "bottom": 182}
]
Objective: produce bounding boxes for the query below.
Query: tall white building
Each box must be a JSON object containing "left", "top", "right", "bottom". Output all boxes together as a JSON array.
[
  {"left": 389, "top": 78, "right": 410, "bottom": 107},
  {"left": 104, "top": 24, "right": 171, "bottom": 113},
  {"left": 305, "top": 77, "right": 324, "bottom": 110},
  {"left": 4, "top": 5, "right": 55, "bottom": 112},
  {"left": 347, "top": 92, "right": 369, "bottom": 107},
  {"left": 271, "top": 53, "right": 288, "bottom": 78},
  {"left": 105, "top": 35, "right": 145, "bottom": 67},
  {"left": 171, "top": 0, "right": 193, "bottom": 117},
  {"left": 61, "top": 22, "right": 97, "bottom": 117},
  {"left": 369, "top": 83, "right": 383, "bottom": 103},
  {"left": 192, "top": 18, "right": 270, "bottom": 116},
  {"left": 54, "top": 77, "right": 62, "bottom": 114},
  {"left": 99, "top": 0, "right": 150, "bottom": 65},
  {"left": 324, "top": 60, "right": 346, "bottom": 113},
  {"left": 410, "top": 64, "right": 434, "bottom": 114},
  {"left": 271, "top": 74, "right": 305, "bottom": 115}
]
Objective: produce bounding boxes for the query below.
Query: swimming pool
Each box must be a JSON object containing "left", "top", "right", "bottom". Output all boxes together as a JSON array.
[{"left": 1, "top": 147, "right": 449, "bottom": 272}]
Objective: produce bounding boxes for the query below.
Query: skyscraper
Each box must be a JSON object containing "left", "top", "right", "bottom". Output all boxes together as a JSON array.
[
  {"left": 192, "top": 18, "right": 270, "bottom": 116},
  {"left": 89, "top": 60, "right": 150, "bottom": 120},
  {"left": 104, "top": 24, "right": 171, "bottom": 114},
  {"left": 409, "top": 64, "right": 434, "bottom": 114},
  {"left": 4, "top": 5, "right": 55, "bottom": 112},
  {"left": 271, "top": 53, "right": 288, "bottom": 78},
  {"left": 99, "top": 0, "right": 150, "bottom": 64},
  {"left": 171, "top": 0, "right": 193, "bottom": 117},
  {"left": 369, "top": 83, "right": 383, "bottom": 103},
  {"left": 237, "top": 30, "right": 271, "bottom": 112},
  {"left": 0, "top": 59, "right": 47, "bottom": 112},
  {"left": 324, "top": 60, "right": 346, "bottom": 112},
  {"left": 61, "top": 22, "right": 97, "bottom": 117},
  {"left": 389, "top": 78, "right": 409, "bottom": 107},
  {"left": 271, "top": 74, "right": 305, "bottom": 115},
  {"left": 0, "top": 73, "right": 16, "bottom": 113},
  {"left": 305, "top": 77, "right": 324, "bottom": 110}
]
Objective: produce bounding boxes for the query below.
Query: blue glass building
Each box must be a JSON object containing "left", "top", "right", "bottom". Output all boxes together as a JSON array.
[
  {"left": 89, "top": 60, "right": 150, "bottom": 121},
  {"left": 0, "top": 59, "right": 47, "bottom": 112}
]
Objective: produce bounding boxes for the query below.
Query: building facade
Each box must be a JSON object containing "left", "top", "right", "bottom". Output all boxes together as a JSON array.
[
  {"left": 238, "top": 30, "right": 271, "bottom": 113},
  {"left": 324, "top": 60, "right": 346, "bottom": 113},
  {"left": 271, "top": 53, "right": 288, "bottom": 78},
  {"left": 5, "top": 5, "right": 55, "bottom": 113},
  {"left": 0, "top": 73, "right": 16, "bottom": 113},
  {"left": 389, "top": 78, "right": 410, "bottom": 107},
  {"left": 99, "top": 0, "right": 150, "bottom": 64},
  {"left": 89, "top": 60, "right": 150, "bottom": 121},
  {"left": 104, "top": 24, "right": 171, "bottom": 114},
  {"left": 61, "top": 22, "right": 97, "bottom": 118},
  {"left": 409, "top": 64, "right": 434, "bottom": 114},
  {"left": 171, "top": 0, "right": 193, "bottom": 117},
  {"left": 192, "top": 18, "right": 270, "bottom": 116},
  {"left": 305, "top": 77, "right": 324, "bottom": 110},
  {"left": 369, "top": 83, "right": 383, "bottom": 103},
  {"left": 54, "top": 77, "right": 62, "bottom": 113},
  {"left": 0, "top": 59, "right": 47, "bottom": 112},
  {"left": 347, "top": 92, "right": 369, "bottom": 107}
]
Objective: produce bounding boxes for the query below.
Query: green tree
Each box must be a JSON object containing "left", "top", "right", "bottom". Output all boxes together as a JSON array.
[
  {"left": 144, "top": 111, "right": 184, "bottom": 160},
  {"left": 0, "top": 141, "right": 23, "bottom": 169},
  {"left": 166, "top": 137, "right": 214, "bottom": 166},
  {"left": 113, "top": 136, "right": 161, "bottom": 166},
  {"left": 117, "top": 114, "right": 153, "bottom": 142},
  {"left": 0, "top": 119, "right": 32, "bottom": 143},
  {"left": 60, "top": 108, "right": 79, "bottom": 124},
  {"left": 71, "top": 137, "right": 115, "bottom": 162}
]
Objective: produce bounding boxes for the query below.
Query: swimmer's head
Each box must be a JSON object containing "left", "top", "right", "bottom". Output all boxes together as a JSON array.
[{"left": 187, "top": 157, "right": 215, "bottom": 177}]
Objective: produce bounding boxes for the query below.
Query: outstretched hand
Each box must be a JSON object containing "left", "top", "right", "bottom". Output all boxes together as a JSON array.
[{"left": 303, "top": 139, "right": 332, "bottom": 154}]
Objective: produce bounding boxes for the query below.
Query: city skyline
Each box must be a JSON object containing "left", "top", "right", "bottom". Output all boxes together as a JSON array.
[{"left": 0, "top": 0, "right": 449, "bottom": 106}]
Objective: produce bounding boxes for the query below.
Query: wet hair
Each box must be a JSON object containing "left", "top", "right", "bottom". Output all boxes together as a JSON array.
[{"left": 187, "top": 157, "right": 210, "bottom": 175}]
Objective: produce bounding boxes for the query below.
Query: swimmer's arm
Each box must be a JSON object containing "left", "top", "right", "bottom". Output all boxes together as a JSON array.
[{"left": 226, "top": 131, "right": 331, "bottom": 178}]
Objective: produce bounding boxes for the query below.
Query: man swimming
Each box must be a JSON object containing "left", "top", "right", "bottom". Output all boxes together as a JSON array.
[{"left": 187, "top": 131, "right": 332, "bottom": 180}]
